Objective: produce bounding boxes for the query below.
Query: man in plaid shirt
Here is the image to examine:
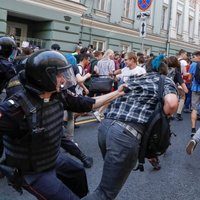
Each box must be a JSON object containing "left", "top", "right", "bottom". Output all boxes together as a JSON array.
[{"left": 82, "top": 55, "right": 178, "bottom": 200}]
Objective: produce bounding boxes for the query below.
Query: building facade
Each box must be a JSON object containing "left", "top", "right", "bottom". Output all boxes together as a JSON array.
[{"left": 0, "top": 0, "right": 200, "bottom": 55}]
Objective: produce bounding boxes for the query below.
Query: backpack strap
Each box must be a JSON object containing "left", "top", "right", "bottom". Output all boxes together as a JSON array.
[{"left": 158, "top": 75, "right": 166, "bottom": 106}]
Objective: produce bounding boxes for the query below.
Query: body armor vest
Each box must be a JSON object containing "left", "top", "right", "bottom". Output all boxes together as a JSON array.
[{"left": 3, "top": 93, "right": 64, "bottom": 173}]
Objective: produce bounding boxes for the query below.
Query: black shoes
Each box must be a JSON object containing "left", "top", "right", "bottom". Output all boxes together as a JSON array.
[{"left": 176, "top": 114, "right": 183, "bottom": 121}]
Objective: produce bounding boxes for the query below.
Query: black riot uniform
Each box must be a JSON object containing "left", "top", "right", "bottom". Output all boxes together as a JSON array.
[
  {"left": 0, "top": 50, "right": 96, "bottom": 200},
  {"left": 0, "top": 36, "right": 17, "bottom": 93},
  {"left": 0, "top": 36, "right": 17, "bottom": 160}
]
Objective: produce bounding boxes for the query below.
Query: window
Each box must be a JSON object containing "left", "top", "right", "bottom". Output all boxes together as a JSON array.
[
  {"left": 97, "top": 0, "right": 107, "bottom": 11},
  {"left": 121, "top": 44, "right": 131, "bottom": 53},
  {"left": 93, "top": 40, "right": 105, "bottom": 51},
  {"left": 123, "top": 0, "right": 131, "bottom": 18},
  {"left": 144, "top": 47, "right": 151, "bottom": 57},
  {"left": 176, "top": 13, "right": 182, "bottom": 35},
  {"left": 188, "top": 17, "right": 194, "bottom": 38},
  {"left": 161, "top": 6, "right": 168, "bottom": 30}
]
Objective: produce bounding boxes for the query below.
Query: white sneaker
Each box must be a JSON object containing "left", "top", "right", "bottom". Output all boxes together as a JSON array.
[
  {"left": 186, "top": 140, "right": 197, "bottom": 155},
  {"left": 93, "top": 111, "right": 102, "bottom": 122}
]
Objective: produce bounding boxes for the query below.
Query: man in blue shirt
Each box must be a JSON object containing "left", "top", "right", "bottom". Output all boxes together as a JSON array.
[{"left": 188, "top": 51, "right": 200, "bottom": 137}]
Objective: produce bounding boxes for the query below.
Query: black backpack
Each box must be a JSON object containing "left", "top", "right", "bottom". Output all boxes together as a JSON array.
[
  {"left": 137, "top": 75, "right": 172, "bottom": 171},
  {"left": 194, "top": 62, "right": 200, "bottom": 84}
]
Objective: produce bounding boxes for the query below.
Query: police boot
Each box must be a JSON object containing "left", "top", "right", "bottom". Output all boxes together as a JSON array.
[{"left": 79, "top": 153, "right": 93, "bottom": 168}]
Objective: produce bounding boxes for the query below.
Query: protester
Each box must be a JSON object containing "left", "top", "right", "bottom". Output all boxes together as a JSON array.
[
  {"left": 188, "top": 51, "right": 200, "bottom": 137},
  {"left": 82, "top": 55, "right": 178, "bottom": 200},
  {"left": 176, "top": 49, "right": 188, "bottom": 120},
  {"left": 93, "top": 49, "right": 115, "bottom": 122}
]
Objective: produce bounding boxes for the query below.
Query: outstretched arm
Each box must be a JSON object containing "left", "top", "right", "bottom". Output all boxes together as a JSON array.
[{"left": 92, "top": 84, "right": 127, "bottom": 109}]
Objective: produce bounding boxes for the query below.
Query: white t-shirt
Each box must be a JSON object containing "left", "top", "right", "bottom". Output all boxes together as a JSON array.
[
  {"left": 117, "top": 66, "right": 146, "bottom": 83},
  {"left": 75, "top": 64, "right": 84, "bottom": 95},
  {"left": 179, "top": 59, "right": 187, "bottom": 75}
]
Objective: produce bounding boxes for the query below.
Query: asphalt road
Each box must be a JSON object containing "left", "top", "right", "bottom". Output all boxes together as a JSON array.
[{"left": 1, "top": 112, "right": 200, "bottom": 200}]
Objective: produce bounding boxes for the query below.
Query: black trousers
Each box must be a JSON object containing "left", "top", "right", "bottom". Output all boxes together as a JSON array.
[{"left": 22, "top": 153, "right": 88, "bottom": 200}]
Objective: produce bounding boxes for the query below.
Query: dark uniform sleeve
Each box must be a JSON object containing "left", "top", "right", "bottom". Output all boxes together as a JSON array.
[
  {"left": 61, "top": 90, "right": 95, "bottom": 113},
  {"left": 0, "top": 101, "right": 24, "bottom": 137}
]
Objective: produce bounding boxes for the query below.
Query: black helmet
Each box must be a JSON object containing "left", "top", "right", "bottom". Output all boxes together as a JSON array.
[
  {"left": 0, "top": 36, "right": 16, "bottom": 58},
  {"left": 25, "top": 50, "right": 76, "bottom": 93}
]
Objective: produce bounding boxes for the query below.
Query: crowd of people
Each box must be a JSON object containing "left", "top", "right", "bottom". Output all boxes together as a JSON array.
[{"left": 0, "top": 35, "right": 200, "bottom": 200}]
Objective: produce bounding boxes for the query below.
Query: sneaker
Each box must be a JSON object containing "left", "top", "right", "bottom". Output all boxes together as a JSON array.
[
  {"left": 186, "top": 140, "right": 197, "bottom": 155},
  {"left": 93, "top": 111, "right": 102, "bottom": 122},
  {"left": 176, "top": 114, "right": 183, "bottom": 121}
]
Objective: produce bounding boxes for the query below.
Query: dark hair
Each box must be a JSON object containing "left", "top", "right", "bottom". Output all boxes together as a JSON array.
[
  {"left": 51, "top": 43, "right": 60, "bottom": 51},
  {"left": 78, "top": 53, "right": 91, "bottom": 62},
  {"left": 146, "top": 57, "right": 168, "bottom": 75},
  {"left": 138, "top": 56, "right": 145, "bottom": 64},
  {"left": 166, "top": 56, "right": 180, "bottom": 68},
  {"left": 137, "top": 52, "right": 144, "bottom": 57},
  {"left": 93, "top": 51, "right": 102, "bottom": 57},
  {"left": 80, "top": 47, "right": 88, "bottom": 54},
  {"left": 178, "top": 49, "right": 186, "bottom": 55},
  {"left": 193, "top": 51, "right": 200, "bottom": 57}
]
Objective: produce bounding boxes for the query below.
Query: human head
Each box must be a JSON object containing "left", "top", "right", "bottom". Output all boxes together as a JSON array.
[
  {"left": 192, "top": 51, "right": 200, "bottom": 62},
  {"left": 51, "top": 43, "right": 61, "bottom": 51},
  {"left": 179, "top": 49, "right": 187, "bottom": 59},
  {"left": 146, "top": 54, "right": 168, "bottom": 75},
  {"left": 102, "top": 49, "right": 114, "bottom": 59},
  {"left": 74, "top": 45, "right": 81, "bottom": 54},
  {"left": 93, "top": 51, "right": 103, "bottom": 60},
  {"left": 138, "top": 56, "right": 145, "bottom": 64},
  {"left": 124, "top": 52, "right": 137, "bottom": 68},
  {"left": 25, "top": 50, "right": 76, "bottom": 94},
  {"left": 65, "top": 54, "right": 77, "bottom": 65},
  {"left": 78, "top": 53, "right": 91, "bottom": 67},
  {"left": 166, "top": 56, "right": 180, "bottom": 68},
  {"left": 0, "top": 36, "right": 16, "bottom": 58}
]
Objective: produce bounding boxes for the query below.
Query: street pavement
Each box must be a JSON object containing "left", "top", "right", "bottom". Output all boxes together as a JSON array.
[{"left": 1, "top": 112, "right": 200, "bottom": 200}]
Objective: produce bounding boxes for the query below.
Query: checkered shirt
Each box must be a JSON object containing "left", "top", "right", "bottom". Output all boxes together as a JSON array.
[{"left": 105, "top": 72, "right": 177, "bottom": 124}]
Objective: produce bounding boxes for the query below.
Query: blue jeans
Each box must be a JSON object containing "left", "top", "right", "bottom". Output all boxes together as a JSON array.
[
  {"left": 22, "top": 153, "right": 88, "bottom": 200},
  {"left": 82, "top": 119, "right": 140, "bottom": 200},
  {"left": 184, "top": 83, "right": 192, "bottom": 109}
]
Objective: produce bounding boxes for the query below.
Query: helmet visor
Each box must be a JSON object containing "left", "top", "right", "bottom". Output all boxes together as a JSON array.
[{"left": 57, "top": 64, "right": 76, "bottom": 89}]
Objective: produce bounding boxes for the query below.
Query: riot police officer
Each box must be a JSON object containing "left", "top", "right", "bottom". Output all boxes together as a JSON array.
[
  {"left": 0, "top": 36, "right": 17, "bottom": 94},
  {"left": 0, "top": 36, "right": 17, "bottom": 166},
  {"left": 0, "top": 50, "right": 126, "bottom": 199}
]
